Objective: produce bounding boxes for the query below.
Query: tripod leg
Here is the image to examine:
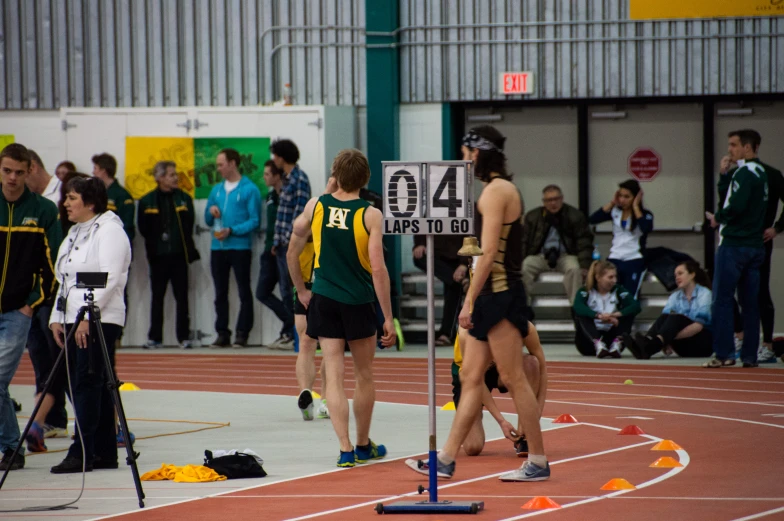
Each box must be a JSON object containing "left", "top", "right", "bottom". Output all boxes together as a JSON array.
[
  {"left": 91, "top": 317, "right": 146, "bottom": 508},
  {"left": 0, "top": 315, "right": 85, "bottom": 491}
]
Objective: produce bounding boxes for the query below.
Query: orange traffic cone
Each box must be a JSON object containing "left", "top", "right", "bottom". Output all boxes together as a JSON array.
[
  {"left": 521, "top": 496, "right": 561, "bottom": 509},
  {"left": 553, "top": 414, "right": 578, "bottom": 424},
  {"left": 651, "top": 440, "right": 682, "bottom": 451},
  {"left": 618, "top": 425, "right": 645, "bottom": 435},
  {"left": 650, "top": 456, "right": 683, "bottom": 468},
  {"left": 601, "top": 478, "right": 636, "bottom": 490}
]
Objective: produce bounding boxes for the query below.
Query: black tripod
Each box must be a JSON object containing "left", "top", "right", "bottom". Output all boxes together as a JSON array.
[{"left": 0, "top": 287, "right": 145, "bottom": 509}]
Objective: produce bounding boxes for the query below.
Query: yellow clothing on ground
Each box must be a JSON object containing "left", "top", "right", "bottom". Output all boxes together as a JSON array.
[{"left": 141, "top": 463, "right": 227, "bottom": 483}]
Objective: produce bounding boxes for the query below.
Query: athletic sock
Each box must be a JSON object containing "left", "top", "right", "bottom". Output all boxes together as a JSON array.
[
  {"left": 437, "top": 452, "right": 455, "bottom": 465},
  {"left": 528, "top": 454, "right": 547, "bottom": 468},
  {"left": 356, "top": 443, "right": 371, "bottom": 452}
]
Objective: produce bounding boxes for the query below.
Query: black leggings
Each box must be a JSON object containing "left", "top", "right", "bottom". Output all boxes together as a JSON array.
[
  {"left": 574, "top": 315, "right": 633, "bottom": 356},
  {"left": 647, "top": 314, "right": 713, "bottom": 358},
  {"left": 733, "top": 240, "right": 774, "bottom": 343}
]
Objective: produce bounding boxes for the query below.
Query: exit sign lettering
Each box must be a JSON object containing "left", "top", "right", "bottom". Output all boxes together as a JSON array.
[{"left": 499, "top": 72, "right": 535, "bottom": 95}]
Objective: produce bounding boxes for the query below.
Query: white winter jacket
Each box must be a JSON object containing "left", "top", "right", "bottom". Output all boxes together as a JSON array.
[{"left": 49, "top": 212, "right": 132, "bottom": 327}]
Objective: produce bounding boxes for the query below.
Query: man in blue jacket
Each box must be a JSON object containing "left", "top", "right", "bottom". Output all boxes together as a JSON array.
[{"left": 204, "top": 149, "right": 261, "bottom": 348}]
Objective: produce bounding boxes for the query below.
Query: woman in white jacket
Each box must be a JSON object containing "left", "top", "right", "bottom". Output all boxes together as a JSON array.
[{"left": 48, "top": 177, "right": 131, "bottom": 473}]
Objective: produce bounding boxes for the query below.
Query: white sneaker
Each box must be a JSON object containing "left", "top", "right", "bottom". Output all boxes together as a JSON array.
[
  {"left": 42, "top": 425, "right": 68, "bottom": 439},
  {"left": 297, "top": 390, "right": 315, "bottom": 421},
  {"left": 758, "top": 346, "right": 777, "bottom": 364},
  {"left": 180, "top": 340, "right": 193, "bottom": 349},
  {"left": 608, "top": 338, "right": 623, "bottom": 358},
  {"left": 317, "top": 400, "right": 330, "bottom": 419},
  {"left": 595, "top": 339, "right": 610, "bottom": 358},
  {"left": 734, "top": 336, "right": 743, "bottom": 359}
]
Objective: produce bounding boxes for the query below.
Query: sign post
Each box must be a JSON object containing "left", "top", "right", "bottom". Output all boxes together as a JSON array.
[{"left": 377, "top": 161, "right": 483, "bottom": 516}]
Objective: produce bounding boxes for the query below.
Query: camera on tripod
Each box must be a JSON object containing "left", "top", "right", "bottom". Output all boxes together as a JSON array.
[
  {"left": 544, "top": 247, "right": 560, "bottom": 269},
  {"left": 76, "top": 272, "right": 109, "bottom": 289}
]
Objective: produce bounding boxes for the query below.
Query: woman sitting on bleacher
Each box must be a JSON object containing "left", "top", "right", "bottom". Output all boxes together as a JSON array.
[
  {"left": 572, "top": 260, "right": 641, "bottom": 358},
  {"left": 622, "top": 260, "right": 713, "bottom": 359}
]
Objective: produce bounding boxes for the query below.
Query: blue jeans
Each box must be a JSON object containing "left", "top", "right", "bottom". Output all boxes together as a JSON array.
[
  {"left": 0, "top": 310, "right": 32, "bottom": 453},
  {"left": 712, "top": 245, "right": 764, "bottom": 362},
  {"left": 256, "top": 250, "right": 293, "bottom": 336},
  {"left": 274, "top": 244, "right": 295, "bottom": 338}
]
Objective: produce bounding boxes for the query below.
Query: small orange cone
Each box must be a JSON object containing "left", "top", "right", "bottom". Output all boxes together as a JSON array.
[
  {"left": 651, "top": 440, "right": 683, "bottom": 451},
  {"left": 600, "top": 478, "right": 636, "bottom": 490},
  {"left": 650, "top": 456, "right": 683, "bottom": 468},
  {"left": 553, "top": 414, "right": 578, "bottom": 424},
  {"left": 521, "top": 496, "right": 561, "bottom": 509},
  {"left": 618, "top": 425, "right": 645, "bottom": 435}
]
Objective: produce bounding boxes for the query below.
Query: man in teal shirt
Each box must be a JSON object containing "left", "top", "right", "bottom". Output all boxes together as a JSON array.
[{"left": 706, "top": 130, "right": 768, "bottom": 368}]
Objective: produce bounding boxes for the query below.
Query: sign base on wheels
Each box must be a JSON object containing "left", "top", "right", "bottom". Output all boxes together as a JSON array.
[{"left": 376, "top": 500, "right": 484, "bottom": 515}]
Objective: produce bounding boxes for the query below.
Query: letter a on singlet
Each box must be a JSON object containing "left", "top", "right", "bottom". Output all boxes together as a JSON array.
[{"left": 325, "top": 206, "right": 350, "bottom": 230}]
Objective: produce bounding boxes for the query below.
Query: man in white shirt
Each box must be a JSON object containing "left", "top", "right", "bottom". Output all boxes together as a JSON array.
[{"left": 25, "top": 150, "right": 62, "bottom": 206}]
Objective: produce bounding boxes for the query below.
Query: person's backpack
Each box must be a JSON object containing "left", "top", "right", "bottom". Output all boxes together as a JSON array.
[{"left": 204, "top": 451, "right": 267, "bottom": 479}]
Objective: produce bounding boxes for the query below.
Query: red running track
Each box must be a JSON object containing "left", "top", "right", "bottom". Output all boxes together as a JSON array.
[{"left": 12, "top": 354, "right": 784, "bottom": 521}]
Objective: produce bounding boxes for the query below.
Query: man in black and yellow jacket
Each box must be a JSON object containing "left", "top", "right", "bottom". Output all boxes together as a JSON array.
[
  {"left": 0, "top": 144, "right": 62, "bottom": 471},
  {"left": 138, "top": 161, "right": 199, "bottom": 349}
]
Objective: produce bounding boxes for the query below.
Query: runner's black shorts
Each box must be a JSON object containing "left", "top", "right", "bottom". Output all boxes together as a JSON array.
[
  {"left": 469, "top": 281, "right": 531, "bottom": 342},
  {"left": 294, "top": 283, "right": 313, "bottom": 316},
  {"left": 306, "top": 293, "right": 377, "bottom": 341}
]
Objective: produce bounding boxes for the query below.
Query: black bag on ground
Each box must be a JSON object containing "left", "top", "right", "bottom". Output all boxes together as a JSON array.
[{"left": 204, "top": 451, "right": 267, "bottom": 479}]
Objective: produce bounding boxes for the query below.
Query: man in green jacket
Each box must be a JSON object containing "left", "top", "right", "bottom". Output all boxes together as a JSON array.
[
  {"left": 523, "top": 185, "right": 593, "bottom": 305},
  {"left": 0, "top": 144, "right": 62, "bottom": 471},
  {"left": 92, "top": 153, "right": 135, "bottom": 243},
  {"left": 138, "top": 161, "right": 200, "bottom": 349},
  {"left": 718, "top": 130, "right": 784, "bottom": 363},
  {"left": 706, "top": 130, "right": 769, "bottom": 368}
]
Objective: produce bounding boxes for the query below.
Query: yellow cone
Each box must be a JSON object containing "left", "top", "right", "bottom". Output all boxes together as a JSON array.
[
  {"left": 119, "top": 382, "right": 141, "bottom": 391},
  {"left": 312, "top": 392, "right": 321, "bottom": 399},
  {"left": 441, "top": 401, "right": 456, "bottom": 411}
]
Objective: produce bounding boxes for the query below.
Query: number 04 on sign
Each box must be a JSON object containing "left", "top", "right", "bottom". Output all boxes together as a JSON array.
[{"left": 382, "top": 161, "right": 474, "bottom": 236}]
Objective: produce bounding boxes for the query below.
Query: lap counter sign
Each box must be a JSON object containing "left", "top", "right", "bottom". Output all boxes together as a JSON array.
[{"left": 378, "top": 161, "right": 482, "bottom": 515}]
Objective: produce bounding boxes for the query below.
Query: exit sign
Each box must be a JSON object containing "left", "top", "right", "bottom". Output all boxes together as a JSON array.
[{"left": 499, "top": 72, "right": 535, "bottom": 95}]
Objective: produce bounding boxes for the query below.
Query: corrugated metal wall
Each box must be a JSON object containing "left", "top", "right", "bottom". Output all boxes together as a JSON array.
[
  {"left": 0, "top": 0, "right": 364, "bottom": 109},
  {"left": 399, "top": 0, "right": 784, "bottom": 102},
  {"left": 3, "top": 0, "right": 783, "bottom": 109}
]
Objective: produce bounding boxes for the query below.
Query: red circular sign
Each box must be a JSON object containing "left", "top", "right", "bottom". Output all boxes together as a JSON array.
[{"left": 627, "top": 148, "right": 661, "bottom": 182}]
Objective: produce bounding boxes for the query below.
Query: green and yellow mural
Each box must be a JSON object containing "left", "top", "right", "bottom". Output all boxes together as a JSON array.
[{"left": 125, "top": 137, "right": 271, "bottom": 200}]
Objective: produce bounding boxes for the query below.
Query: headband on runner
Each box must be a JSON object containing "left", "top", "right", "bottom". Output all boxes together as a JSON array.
[{"left": 461, "top": 131, "right": 502, "bottom": 152}]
